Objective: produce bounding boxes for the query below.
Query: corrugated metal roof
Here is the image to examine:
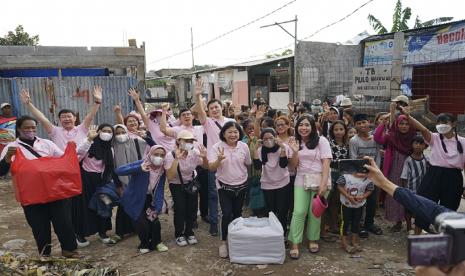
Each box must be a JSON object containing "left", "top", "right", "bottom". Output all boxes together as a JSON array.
[{"left": 0, "top": 76, "right": 140, "bottom": 137}]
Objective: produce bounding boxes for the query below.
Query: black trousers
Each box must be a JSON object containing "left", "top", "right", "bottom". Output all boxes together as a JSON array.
[
  {"left": 169, "top": 183, "right": 198, "bottom": 238},
  {"left": 115, "top": 206, "right": 134, "bottom": 237},
  {"left": 197, "top": 167, "right": 209, "bottom": 218},
  {"left": 218, "top": 188, "right": 247, "bottom": 241},
  {"left": 416, "top": 166, "right": 464, "bottom": 229},
  {"left": 263, "top": 183, "right": 292, "bottom": 235},
  {"left": 23, "top": 199, "right": 77, "bottom": 255},
  {"left": 341, "top": 205, "right": 363, "bottom": 236},
  {"left": 133, "top": 195, "right": 161, "bottom": 250},
  {"left": 363, "top": 186, "right": 378, "bottom": 228}
]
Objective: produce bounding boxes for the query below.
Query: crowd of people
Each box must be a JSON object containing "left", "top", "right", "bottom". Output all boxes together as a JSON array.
[{"left": 0, "top": 80, "right": 464, "bottom": 266}]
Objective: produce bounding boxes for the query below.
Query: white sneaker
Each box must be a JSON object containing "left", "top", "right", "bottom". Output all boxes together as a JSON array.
[
  {"left": 76, "top": 237, "right": 89, "bottom": 248},
  {"left": 187, "top": 235, "right": 198, "bottom": 245},
  {"left": 176, "top": 236, "right": 188, "bottom": 247},
  {"left": 408, "top": 229, "right": 415, "bottom": 235},
  {"left": 139, "top": 248, "right": 150, "bottom": 254}
]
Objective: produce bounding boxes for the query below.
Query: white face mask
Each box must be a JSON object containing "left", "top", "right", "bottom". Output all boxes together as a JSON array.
[
  {"left": 182, "top": 142, "right": 194, "bottom": 151},
  {"left": 99, "top": 132, "right": 113, "bottom": 141},
  {"left": 150, "top": 156, "right": 164, "bottom": 166},
  {"left": 436, "top": 124, "right": 452, "bottom": 134},
  {"left": 115, "top": 134, "right": 129, "bottom": 143},
  {"left": 264, "top": 139, "right": 275, "bottom": 148}
]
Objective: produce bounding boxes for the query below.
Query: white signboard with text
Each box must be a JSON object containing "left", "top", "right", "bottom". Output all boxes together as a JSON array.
[{"left": 353, "top": 66, "right": 392, "bottom": 97}]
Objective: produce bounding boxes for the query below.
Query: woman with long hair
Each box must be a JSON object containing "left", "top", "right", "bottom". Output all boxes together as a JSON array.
[{"left": 288, "top": 115, "right": 332, "bottom": 259}]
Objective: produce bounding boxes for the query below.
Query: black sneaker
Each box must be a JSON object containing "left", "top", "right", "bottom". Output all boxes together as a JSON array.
[
  {"left": 209, "top": 223, "right": 218, "bottom": 236},
  {"left": 76, "top": 235, "right": 89, "bottom": 247},
  {"left": 359, "top": 228, "right": 369, "bottom": 239}
]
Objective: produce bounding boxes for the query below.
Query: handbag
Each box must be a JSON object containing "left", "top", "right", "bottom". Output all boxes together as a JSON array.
[
  {"left": 11, "top": 142, "right": 82, "bottom": 206},
  {"left": 303, "top": 173, "right": 332, "bottom": 191},
  {"left": 172, "top": 152, "right": 201, "bottom": 195}
]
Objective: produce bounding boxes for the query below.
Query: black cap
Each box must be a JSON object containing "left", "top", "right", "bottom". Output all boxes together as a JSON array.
[{"left": 353, "top": 113, "right": 368, "bottom": 123}]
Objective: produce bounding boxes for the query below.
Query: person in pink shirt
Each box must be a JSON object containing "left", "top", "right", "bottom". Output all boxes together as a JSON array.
[
  {"left": 404, "top": 109, "right": 465, "bottom": 231},
  {"left": 207, "top": 121, "right": 251, "bottom": 258},
  {"left": 287, "top": 115, "right": 332, "bottom": 259},
  {"left": 74, "top": 124, "right": 116, "bottom": 247},
  {"left": 127, "top": 88, "right": 175, "bottom": 151},
  {"left": 19, "top": 87, "right": 102, "bottom": 150},
  {"left": 253, "top": 128, "right": 292, "bottom": 235},
  {"left": 194, "top": 78, "right": 235, "bottom": 236},
  {"left": 164, "top": 131, "right": 208, "bottom": 247},
  {"left": 114, "top": 102, "right": 151, "bottom": 142},
  {"left": 0, "top": 116, "right": 78, "bottom": 258}
]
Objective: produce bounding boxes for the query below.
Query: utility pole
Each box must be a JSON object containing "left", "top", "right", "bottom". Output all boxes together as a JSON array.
[
  {"left": 260, "top": 15, "right": 298, "bottom": 102},
  {"left": 191, "top": 27, "right": 196, "bottom": 71}
]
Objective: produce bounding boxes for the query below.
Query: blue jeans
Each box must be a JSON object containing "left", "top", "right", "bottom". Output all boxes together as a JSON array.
[
  {"left": 393, "top": 187, "right": 451, "bottom": 230},
  {"left": 208, "top": 171, "right": 218, "bottom": 224}
]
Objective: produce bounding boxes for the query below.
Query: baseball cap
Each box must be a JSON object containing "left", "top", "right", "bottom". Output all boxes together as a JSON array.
[
  {"left": 176, "top": 130, "right": 197, "bottom": 141},
  {"left": 0, "top": 103, "right": 11, "bottom": 109},
  {"left": 392, "top": 95, "right": 409, "bottom": 105}
]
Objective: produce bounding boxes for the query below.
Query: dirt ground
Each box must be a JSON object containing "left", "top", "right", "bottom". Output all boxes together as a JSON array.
[{"left": 1, "top": 178, "right": 464, "bottom": 276}]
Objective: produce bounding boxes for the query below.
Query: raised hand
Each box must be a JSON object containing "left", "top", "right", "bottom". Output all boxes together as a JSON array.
[
  {"left": 198, "top": 144, "right": 207, "bottom": 158},
  {"left": 390, "top": 102, "right": 397, "bottom": 113},
  {"left": 250, "top": 104, "right": 257, "bottom": 115},
  {"left": 217, "top": 147, "right": 225, "bottom": 162},
  {"left": 175, "top": 148, "right": 187, "bottom": 160},
  {"left": 195, "top": 78, "right": 204, "bottom": 96},
  {"left": 161, "top": 103, "right": 170, "bottom": 112},
  {"left": 20, "top": 89, "right": 31, "bottom": 105},
  {"left": 93, "top": 85, "right": 103, "bottom": 102},
  {"left": 87, "top": 125, "right": 99, "bottom": 141},
  {"left": 399, "top": 105, "right": 410, "bottom": 116},
  {"left": 128, "top": 88, "right": 140, "bottom": 101},
  {"left": 256, "top": 105, "right": 267, "bottom": 120},
  {"left": 288, "top": 136, "right": 299, "bottom": 152},
  {"left": 287, "top": 102, "right": 295, "bottom": 112},
  {"left": 114, "top": 102, "right": 121, "bottom": 113}
]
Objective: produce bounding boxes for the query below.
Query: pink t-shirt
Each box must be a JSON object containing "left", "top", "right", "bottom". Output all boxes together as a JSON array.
[
  {"left": 171, "top": 125, "right": 204, "bottom": 147},
  {"left": 203, "top": 117, "right": 235, "bottom": 148},
  {"left": 164, "top": 150, "right": 203, "bottom": 184},
  {"left": 0, "top": 138, "right": 63, "bottom": 160},
  {"left": 258, "top": 145, "right": 292, "bottom": 190},
  {"left": 427, "top": 133, "right": 465, "bottom": 169},
  {"left": 49, "top": 123, "right": 88, "bottom": 150},
  {"left": 76, "top": 139, "right": 108, "bottom": 173},
  {"left": 208, "top": 141, "right": 251, "bottom": 188},
  {"left": 147, "top": 120, "right": 175, "bottom": 152},
  {"left": 295, "top": 136, "right": 333, "bottom": 187}
]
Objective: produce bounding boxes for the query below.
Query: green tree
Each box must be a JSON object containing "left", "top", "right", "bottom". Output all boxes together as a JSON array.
[
  {"left": 0, "top": 25, "right": 39, "bottom": 46},
  {"left": 266, "top": 48, "right": 293, "bottom": 59},
  {"left": 367, "top": 0, "right": 453, "bottom": 34}
]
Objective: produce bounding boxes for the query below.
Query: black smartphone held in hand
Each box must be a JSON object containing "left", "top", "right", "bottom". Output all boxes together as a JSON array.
[{"left": 337, "top": 159, "right": 369, "bottom": 174}]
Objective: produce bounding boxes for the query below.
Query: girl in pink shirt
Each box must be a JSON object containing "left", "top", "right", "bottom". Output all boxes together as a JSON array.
[
  {"left": 253, "top": 128, "right": 292, "bottom": 235},
  {"left": 405, "top": 110, "right": 465, "bottom": 231},
  {"left": 74, "top": 123, "right": 116, "bottom": 247},
  {"left": 287, "top": 115, "right": 332, "bottom": 259},
  {"left": 208, "top": 121, "right": 251, "bottom": 258}
]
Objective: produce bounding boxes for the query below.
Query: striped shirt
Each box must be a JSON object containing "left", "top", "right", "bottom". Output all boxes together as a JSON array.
[{"left": 400, "top": 155, "right": 428, "bottom": 193}]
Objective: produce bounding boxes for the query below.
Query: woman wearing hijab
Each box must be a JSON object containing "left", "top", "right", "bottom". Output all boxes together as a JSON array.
[
  {"left": 374, "top": 113, "right": 416, "bottom": 232},
  {"left": 73, "top": 123, "right": 116, "bottom": 247},
  {"left": 115, "top": 145, "right": 169, "bottom": 254},
  {"left": 113, "top": 124, "right": 155, "bottom": 240},
  {"left": 253, "top": 128, "right": 292, "bottom": 235}
]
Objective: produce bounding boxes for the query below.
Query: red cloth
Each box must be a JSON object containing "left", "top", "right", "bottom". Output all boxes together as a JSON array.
[{"left": 11, "top": 143, "right": 82, "bottom": 206}]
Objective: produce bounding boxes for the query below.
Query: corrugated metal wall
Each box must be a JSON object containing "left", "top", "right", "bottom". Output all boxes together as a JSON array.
[{"left": 0, "top": 76, "right": 141, "bottom": 137}]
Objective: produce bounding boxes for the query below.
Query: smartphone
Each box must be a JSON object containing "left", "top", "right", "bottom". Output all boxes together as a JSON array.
[
  {"left": 408, "top": 234, "right": 452, "bottom": 266},
  {"left": 338, "top": 159, "right": 369, "bottom": 174}
]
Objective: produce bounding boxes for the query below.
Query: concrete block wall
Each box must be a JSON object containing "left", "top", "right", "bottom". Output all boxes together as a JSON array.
[{"left": 296, "top": 41, "right": 362, "bottom": 102}]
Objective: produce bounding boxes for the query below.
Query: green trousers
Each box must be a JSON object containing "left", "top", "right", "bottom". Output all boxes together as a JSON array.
[{"left": 288, "top": 186, "right": 325, "bottom": 244}]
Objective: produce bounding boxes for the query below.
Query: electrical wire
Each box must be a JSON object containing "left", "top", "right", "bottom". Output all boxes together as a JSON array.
[
  {"left": 223, "top": 0, "right": 375, "bottom": 62},
  {"left": 147, "top": 0, "right": 297, "bottom": 65}
]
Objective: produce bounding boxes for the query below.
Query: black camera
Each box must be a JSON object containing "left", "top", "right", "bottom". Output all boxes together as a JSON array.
[
  {"left": 333, "top": 159, "right": 369, "bottom": 174},
  {"left": 408, "top": 212, "right": 465, "bottom": 266}
]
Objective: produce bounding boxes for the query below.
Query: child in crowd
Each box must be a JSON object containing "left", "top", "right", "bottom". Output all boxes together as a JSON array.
[
  {"left": 337, "top": 172, "right": 374, "bottom": 254},
  {"left": 400, "top": 136, "right": 428, "bottom": 235},
  {"left": 347, "top": 127, "right": 357, "bottom": 139}
]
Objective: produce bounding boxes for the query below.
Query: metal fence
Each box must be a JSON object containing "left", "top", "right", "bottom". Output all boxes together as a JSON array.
[{"left": 0, "top": 76, "right": 141, "bottom": 137}]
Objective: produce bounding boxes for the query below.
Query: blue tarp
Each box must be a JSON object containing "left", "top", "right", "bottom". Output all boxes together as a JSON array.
[{"left": 0, "top": 68, "right": 109, "bottom": 78}]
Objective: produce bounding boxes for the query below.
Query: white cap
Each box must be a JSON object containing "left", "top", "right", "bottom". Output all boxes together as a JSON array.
[
  {"left": 340, "top": 98, "right": 352, "bottom": 107},
  {"left": 0, "top": 103, "right": 11, "bottom": 109},
  {"left": 392, "top": 95, "right": 409, "bottom": 104}
]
